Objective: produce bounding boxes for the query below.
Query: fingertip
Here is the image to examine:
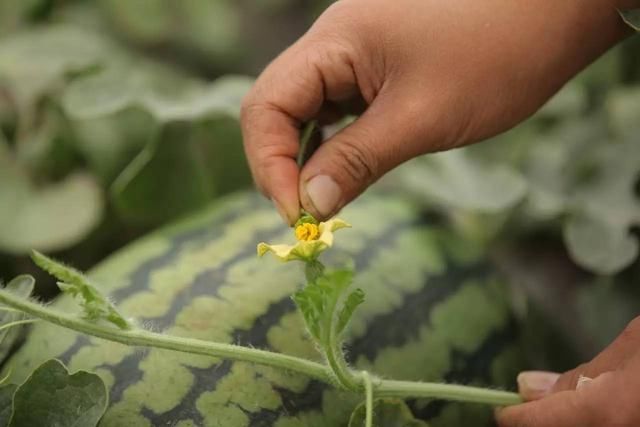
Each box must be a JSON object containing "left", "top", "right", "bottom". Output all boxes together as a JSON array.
[
  {"left": 259, "top": 157, "right": 300, "bottom": 226},
  {"left": 517, "top": 371, "right": 560, "bottom": 401},
  {"left": 300, "top": 174, "right": 344, "bottom": 220}
]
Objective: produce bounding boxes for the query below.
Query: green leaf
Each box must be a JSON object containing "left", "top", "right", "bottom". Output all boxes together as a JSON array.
[
  {"left": 396, "top": 149, "right": 527, "bottom": 213},
  {"left": 336, "top": 288, "right": 365, "bottom": 337},
  {"left": 348, "top": 398, "right": 430, "bottom": 427},
  {"left": 63, "top": 67, "right": 252, "bottom": 122},
  {"left": 9, "top": 359, "right": 107, "bottom": 427},
  {"left": 292, "top": 269, "right": 359, "bottom": 347},
  {"left": 0, "top": 162, "right": 103, "bottom": 254},
  {"left": 621, "top": 9, "right": 640, "bottom": 31},
  {"left": 562, "top": 139, "right": 640, "bottom": 274},
  {"left": 31, "top": 251, "right": 130, "bottom": 329},
  {"left": 564, "top": 214, "right": 638, "bottom": 275},
  {"left": 0, "top": 25, "right": 105, "bottom": 116},
  {"left": 0, "top": 275, "right": 34, "bottom": 361},
  {"left": 0, "top": 384, "right": 17, "bottom": 426}
]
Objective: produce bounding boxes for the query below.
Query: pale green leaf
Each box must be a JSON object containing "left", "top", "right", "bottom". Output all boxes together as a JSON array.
[
  {"left": 397, "top": 149, "right": 527, "bottom": 213},
  {"left": 0, "top": 275, "right": 34, "bottom": 352},
  {"left": 0, "top": 25, "right": 105, "bottom": 111},
  {"left": 564, "top": 214, "right": 638, "bottom": 275},
  {"left": 349, "top": 398, "right": 430, "bottom": 427},
  {"left": 63, "top": 66, "right": 252, "bottom": 122},
  {"left": 562, "top": 139, "right": 640, "bottom": 274},
  {"left": 0, "top": 167, "right": 103, "bottom": 254},
  {"left": 9, "top": 359, "right": 107, "bottom": 427},
  {"left": 31, "top": 251, "right": 130, "bottom": 329}
]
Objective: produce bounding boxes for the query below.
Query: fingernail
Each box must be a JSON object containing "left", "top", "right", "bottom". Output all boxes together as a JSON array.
[
  {"left": 271, "top": 198, "right": 292, "bottom": 225},
  {"left": 305, "top": 175, "right": 342, "bottom": 218},
  {"left": 517, "top": 371, "right": 560, "bottom": 400}
]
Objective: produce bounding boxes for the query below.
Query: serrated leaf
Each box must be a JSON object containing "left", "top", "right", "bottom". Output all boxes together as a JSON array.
[
  {"left": 9, "top": 359, "right": 107, "bottom": 427},
  {"left": 0, "top": 384, "right": 17, "bottom": 426},
  {"left": 336, "top": 288, "right": 365, "bottom": 337},
  {"left": 397, "top": 149, "right": 527, "bottom": 213},
  {"left": 293, "top": 269, "right": 357, "bottom": 347},
  {"left": 348, "top": 398, "right": 430, "bottom": 427},
  {"left": 621, "top": 9, "right": 640, "bottom": 31},
  {"left": 31, "top": 251, "right": 130, "bottom": 329}
]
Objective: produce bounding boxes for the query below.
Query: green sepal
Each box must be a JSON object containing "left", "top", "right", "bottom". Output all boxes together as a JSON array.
[
  {"left": 30, "top": 251, "right": 131, "bottom": 330},
  {"left": 348, "top": 398, "right": 431, "bottom": 427},
  {"left": 295, "top": 211, "right": 319, "bottom": 228}
]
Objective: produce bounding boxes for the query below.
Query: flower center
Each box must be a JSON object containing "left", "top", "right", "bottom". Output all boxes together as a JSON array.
[{"left": 295, "top": 223, "right": 320, "bottom": 241}]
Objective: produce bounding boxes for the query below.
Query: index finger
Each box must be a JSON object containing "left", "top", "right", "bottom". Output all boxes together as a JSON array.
[{"left": 241, "top": 41, "right": 324, "bottom": 224}]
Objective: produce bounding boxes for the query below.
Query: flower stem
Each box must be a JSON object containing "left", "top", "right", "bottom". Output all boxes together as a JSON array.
[
  {"left": 362, "top": 371, "right": 374, "bottom": 427},
  {"left": 0, "top": 289, "right": 522, "bottom": 407}
]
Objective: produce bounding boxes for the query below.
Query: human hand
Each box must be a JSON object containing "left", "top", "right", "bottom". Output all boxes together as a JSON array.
[
  {"left": 496, "top": 316, "right": 640, "bottom": 427},
  {"left": 241, "top": 0, "right": 631, "bottom": 224}
]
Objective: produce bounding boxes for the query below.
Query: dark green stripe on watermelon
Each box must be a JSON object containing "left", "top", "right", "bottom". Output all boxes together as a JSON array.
[{"left": 4, "top": 192, "right": 524, "bottom": 427}]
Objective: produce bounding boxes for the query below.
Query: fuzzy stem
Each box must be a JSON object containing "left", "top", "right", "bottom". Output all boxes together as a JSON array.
[
  {"left": 362, "top": 371, "right": 374, "bottom": 427},
  {"left": 0, "top": 290, "right": 331, "bottom": 383},
  {"left": 376, "top": 380, "right": 523, "bottom": 405},
  {"left": 304, "top": 259, "right": 325, "bottom": 283},
  {"left": 0, "top": 289, "right": 522, "bottom": 406},
  {"left": 0, "top": 318, "right": 39, "bottom": 332}
]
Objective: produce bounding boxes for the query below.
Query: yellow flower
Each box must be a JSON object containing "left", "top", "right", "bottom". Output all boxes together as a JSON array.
[
  {"left": 257, "top": 218, "right": 351, "bottom": 262},
  {"left": 295, "top": 223, "right": 320, "bottom": 241}
]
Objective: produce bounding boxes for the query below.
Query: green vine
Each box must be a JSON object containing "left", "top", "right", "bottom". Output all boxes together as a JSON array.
[{"left": 0, "top": 224, "right": 523, "bottom": 425}]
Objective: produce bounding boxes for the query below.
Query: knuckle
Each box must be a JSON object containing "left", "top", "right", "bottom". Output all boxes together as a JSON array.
[
  {"left": 333, "top": 134, "right": 379, "bottom": 186},
  {"left": 555, "top": 365, "right": 587, "bottom": 392}
]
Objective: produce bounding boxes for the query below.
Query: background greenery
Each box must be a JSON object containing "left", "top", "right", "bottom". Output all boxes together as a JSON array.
[{"left": 0, "top": 0, "right": 639, "bottom": 370}]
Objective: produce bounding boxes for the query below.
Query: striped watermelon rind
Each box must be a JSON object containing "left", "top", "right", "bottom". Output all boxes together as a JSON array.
[{"left": 4, "top": 192, "right": 524, "bottom": 426}]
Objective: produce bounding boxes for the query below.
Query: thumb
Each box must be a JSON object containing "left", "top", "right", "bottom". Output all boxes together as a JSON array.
[{"left": 299, "top": 92, "right": 429, "bottom": 219}]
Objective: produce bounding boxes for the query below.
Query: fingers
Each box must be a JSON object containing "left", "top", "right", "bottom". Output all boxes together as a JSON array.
[
  {"left": 515, "top": 315, "right": 640, "bottom": 403},
  {"left": 241, "top": 31, "right": 363, "bottom": 224},
  {"left": 552, "top": 315, "right": 640, "bottom": 393},
  {"left": 298, "top": 90, "right": 430, "bottom": 219},
  {"left": 497, "top": 373, "right": 617, "bottom": 427}
]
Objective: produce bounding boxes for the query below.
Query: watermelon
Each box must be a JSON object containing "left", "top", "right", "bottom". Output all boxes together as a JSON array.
[{"left": 4, "top": 192, "right": 524, "bottom": 426}]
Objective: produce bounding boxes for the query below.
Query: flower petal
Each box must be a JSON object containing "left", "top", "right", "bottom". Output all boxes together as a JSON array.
[
  {"left": 257, "top": 217, "right": 351, "bottom": 262},
  {"left": 257, "top": 243, "right": 298, "bottom": 261}
]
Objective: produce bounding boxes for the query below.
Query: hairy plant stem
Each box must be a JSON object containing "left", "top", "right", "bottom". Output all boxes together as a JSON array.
[
  {"left": 0, "top": 290, "right": 522, "bottom": 406},
  {"left": 362, "top": 371, "right": 374, "bottom": 427}
]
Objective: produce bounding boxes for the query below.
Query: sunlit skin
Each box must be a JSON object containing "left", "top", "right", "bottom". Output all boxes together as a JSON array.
[
  {"left": 242, "top": 0, "right": 635, "bottom": 224},
  {"left": 243, "top": 0, "right": 640, "bottom": 425}
]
